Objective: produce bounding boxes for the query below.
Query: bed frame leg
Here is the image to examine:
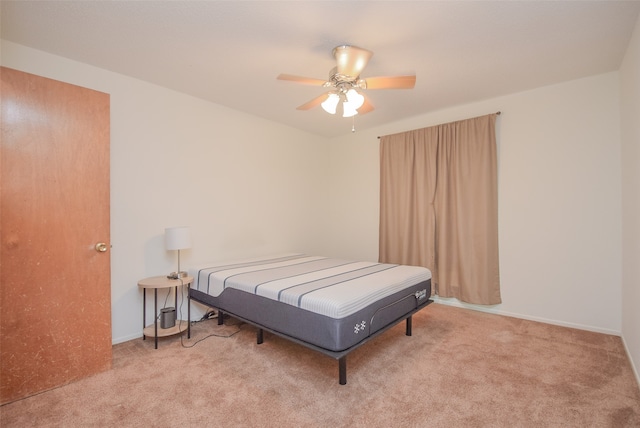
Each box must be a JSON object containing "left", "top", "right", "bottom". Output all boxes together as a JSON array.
[
  {"left": 257, "top": 328, "right": 264, "bottom": 345},
  {"left": 339, "top": 356, "right": 347, "bottom": 385},
  {"left": 218, "top": 310, "right": 224, "bottom": 325},
  {"left": 406, "top": 315, "right": 412, "bottom": 336}
]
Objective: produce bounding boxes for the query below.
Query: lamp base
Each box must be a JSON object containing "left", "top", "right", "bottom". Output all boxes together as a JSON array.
[{"left": 167, "top": 271, "right": 188, "bottom": 279}]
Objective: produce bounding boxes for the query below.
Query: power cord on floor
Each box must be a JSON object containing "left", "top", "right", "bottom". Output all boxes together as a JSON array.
[
  {"left": 201, "top": 310, "right": 217, "bottom": 321},
  {"left": 170, "top": 281, "right": 244, "bottom": 348},
  {"left": 179, "top": 309, "right": 245, "bottom": 348}
]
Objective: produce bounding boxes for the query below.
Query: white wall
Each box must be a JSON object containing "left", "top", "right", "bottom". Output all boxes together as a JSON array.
[
  {"left": 1, "top": 41, "right": 329, "bottom": 343},
  {"left": 325, "top": 72, "right": 623, "bottom": 335},
  {"left": 620, "top": 14, "right": 640, "bottom": 385},
  {"left": 1, "top": 39, "right": 632, "bottom": 350}
]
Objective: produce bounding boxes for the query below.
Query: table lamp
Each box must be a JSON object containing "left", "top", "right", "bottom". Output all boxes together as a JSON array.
[{"left": 165, "top": 226, "right": 191, "bottom": 279}]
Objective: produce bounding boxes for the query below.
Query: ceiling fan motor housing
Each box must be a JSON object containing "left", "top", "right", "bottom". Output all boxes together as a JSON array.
[
  {"left": 327, "top": 67, "right": 366, "bottom": 93},
  {"left": 332, "top": 45, "right": 374, "bottom": 79}
]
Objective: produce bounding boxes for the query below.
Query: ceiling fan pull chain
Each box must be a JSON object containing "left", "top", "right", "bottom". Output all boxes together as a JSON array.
[{"left": 352, "top": 115, "right": 356, "bottom": 133}]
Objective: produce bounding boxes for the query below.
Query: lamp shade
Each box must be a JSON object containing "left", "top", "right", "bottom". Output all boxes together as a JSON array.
[{"left": 165, "top": 227, "right": 191, "bottom": 251}]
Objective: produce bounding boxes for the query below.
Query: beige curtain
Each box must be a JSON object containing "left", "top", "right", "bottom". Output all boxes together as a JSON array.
[{"left": 379, "top": 113, "right": 501, "bottom": 305}]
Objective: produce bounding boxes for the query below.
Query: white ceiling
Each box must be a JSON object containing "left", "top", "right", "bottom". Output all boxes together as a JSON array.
[{"left": 2, "top": 1, "right": 639, "bottom": 138}]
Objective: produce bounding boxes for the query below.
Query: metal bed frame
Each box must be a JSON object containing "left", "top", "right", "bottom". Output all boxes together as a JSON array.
[{"left": 188, "top": 290, "right": 432, "bottom": 385}]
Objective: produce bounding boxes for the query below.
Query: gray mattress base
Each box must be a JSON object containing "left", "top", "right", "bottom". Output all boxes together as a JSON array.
[
  {"left": 189, "top": 278, "right": 431, "bottom": 353},
  {"left": 188, "top": 279, "right": 432, "bottom": 384}
]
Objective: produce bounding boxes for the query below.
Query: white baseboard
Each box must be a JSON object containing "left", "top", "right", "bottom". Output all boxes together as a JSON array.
[
  {"left": 620, "top": 335, "right": 640, "bottom": 388},
  {"left": 431, "top": 297, "right": 621, "bottom": 336},
  {"left": 112, "top": 332, "right": 141, "bottom": 345},
  {"left": 111, "top": 300, "right": 211, "bottom": 345}
]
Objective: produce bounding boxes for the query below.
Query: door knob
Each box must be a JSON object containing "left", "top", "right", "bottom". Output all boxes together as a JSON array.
[{"left": 95, "top": 242, "right": 108, "bottom": 253}]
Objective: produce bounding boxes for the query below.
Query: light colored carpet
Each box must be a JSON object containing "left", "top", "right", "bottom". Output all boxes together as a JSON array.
[{"left": 1, "top": 303, "right": 639, "bottom": 427}]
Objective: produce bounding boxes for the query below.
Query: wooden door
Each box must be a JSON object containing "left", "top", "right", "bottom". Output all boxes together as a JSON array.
[{"left": 0, "top": 67, "right": 112, "bottom": 404}]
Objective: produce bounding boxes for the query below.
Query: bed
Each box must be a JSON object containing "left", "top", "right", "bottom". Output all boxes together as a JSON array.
[{"left": 188, "top": 254, "right": 432, "bottom": 384}]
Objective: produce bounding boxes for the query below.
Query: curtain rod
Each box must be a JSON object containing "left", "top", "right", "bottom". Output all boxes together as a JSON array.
[{"left": 377, "top": 111, "right": 501, "bottom": 139}]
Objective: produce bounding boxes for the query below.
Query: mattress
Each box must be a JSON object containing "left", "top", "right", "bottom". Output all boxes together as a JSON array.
[{"left": 190, "top": 254, "right": 432, "bottom": 352}]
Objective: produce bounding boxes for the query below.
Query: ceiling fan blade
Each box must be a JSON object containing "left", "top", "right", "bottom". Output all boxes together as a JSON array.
[
  {"left": 277, "top": 74, "right": 327, "bottom": 86},
  {"left": 358, "top": 94, "right": 375, "bottom": 115},
  {"left": 296, "top": 93, "right": 329, "bottom": 110},
  {"left": 361, "top": 75, "right": 416, "bottom": 90},
  {"left": 333, "top": 45, "right": 373, "bottom": 78}
]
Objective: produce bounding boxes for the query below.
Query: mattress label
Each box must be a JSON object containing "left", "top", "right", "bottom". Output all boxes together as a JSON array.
[
  {"left": 353, "top": 320, "right": 367, "bottom": 334},
  {"left": 415, "top": 289, "right": 428, "bottom": 300}
]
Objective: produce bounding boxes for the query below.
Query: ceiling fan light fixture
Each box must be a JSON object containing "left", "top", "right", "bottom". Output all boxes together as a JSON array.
[
  {"left": 280, "top": 45, "right": 415, "bottom": 117},
  {"left": 342, "top": 100, "right": 359, "bottom": 118},
  {"left": 345, "top": 88, "right": 365, "bottom": 109},
  {"left": 321, "top": 93, "right": 340, "bottom": 114}
]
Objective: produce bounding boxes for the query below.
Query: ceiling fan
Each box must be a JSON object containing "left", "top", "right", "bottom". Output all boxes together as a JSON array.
[{"left": 277, "top": 45, "right": 416, "bottom": 118}]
